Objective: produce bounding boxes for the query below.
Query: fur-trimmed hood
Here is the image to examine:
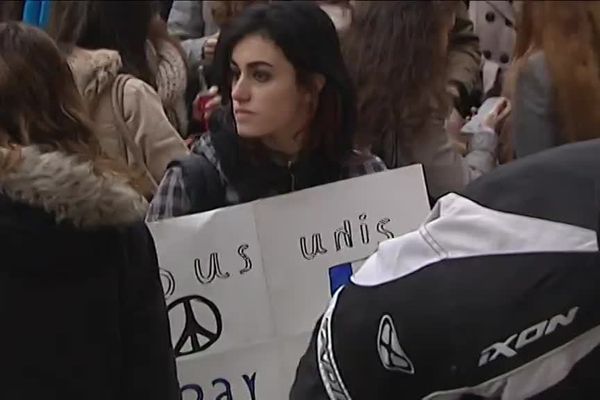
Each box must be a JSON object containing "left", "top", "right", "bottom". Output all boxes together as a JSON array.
[
  {"left": 67, "top": 47, "right": 122, "bottom": 103},
  {"left": 0, "top": 146, "right": 147, "bottom": 228}
]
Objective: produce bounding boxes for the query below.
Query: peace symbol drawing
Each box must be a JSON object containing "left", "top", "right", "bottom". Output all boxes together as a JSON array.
[
  {"left": 159, "top": 268, "right": 176, "bottom": 299},
  {"left": 168, "top": 295, "right": 223, "bottom": 357}
]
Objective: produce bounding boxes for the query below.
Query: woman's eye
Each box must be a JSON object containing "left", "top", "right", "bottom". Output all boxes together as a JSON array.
[
  {"left": 253, "top": 70, "right": 271, "bottom": 83},
  {"left": 231, "top": 70, "right": 240, "bottom": 82}
]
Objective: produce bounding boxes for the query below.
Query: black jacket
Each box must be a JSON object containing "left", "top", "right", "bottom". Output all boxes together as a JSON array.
[
  {"left": 0, "top": 146, "right": 180, "bottom": 400},
  {"left": 291, "top": 139, "right": 600, "bottom": 399},
  {"left": 162, "top": 109, "right": 385, "bottom": 216}
]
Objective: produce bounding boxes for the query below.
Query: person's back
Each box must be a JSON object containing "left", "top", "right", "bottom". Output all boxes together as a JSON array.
[
  {"left": 510, "top": 1, "right": 600, "bottom": 158},
  {"left": 49, "top": 1, "right": 189, "bottom": 195},
  {"left": 0, "top": 148, "right": 179, "bottom": 400},
  {"left": 0, "top": 22, "right": 180, "bottom": 399},
  {"left": 292, "top": 139, "right": 600, "bottom": 399},
  {"left": 342, "top": 1, "right": 505, "bottom": 199},
  {"left": 512, "top": 50, "right": 562, "bottom": 157},
  {"left": 66, "top": 45, "right": 187, "bottom": 194}
]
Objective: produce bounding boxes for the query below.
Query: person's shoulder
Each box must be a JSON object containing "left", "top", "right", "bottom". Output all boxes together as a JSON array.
[
  {"left": 514, "top": 50, "right": 552, "bottom": 107},
  {"left": 527, "top": 50, "right": 547, "bottom": 66},
  {"left": 121, "top": 75, "right": 159, "bottom": 99},
  {"left": 173, "top": 134, "right": 224, "bottom": 184},
  {"left": 119, "top": 76, "right": 169, "bottom": 124},
  {"left": 66, "top": 47, "right": 121, "bottom": 102},
  {"left": 521, "top": 50, "right": 550, "bottom": 83},
  {"left": 188, "top": 134, "right": 219, "bottom": 167},
  {"left": 340, "top": 150, "right": 387, "bottom": 179},
  {"left": 164, "top": 134, "right": 227, "bottom": 214}
]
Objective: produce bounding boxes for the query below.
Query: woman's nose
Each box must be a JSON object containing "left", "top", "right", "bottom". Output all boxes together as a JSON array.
[{"left": 232, "top": 77, "right": 250, "bottom": 103}]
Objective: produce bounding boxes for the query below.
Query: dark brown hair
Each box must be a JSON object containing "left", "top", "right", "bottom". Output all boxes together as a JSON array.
[
  {"left": 343, "top": 1, "right": 457, "bottom": 156},
  {"left": 508, "top": 1, "right": 600, "bottom": 143},
  {"left": 214, "top": 1, "right": 356, "bottom": 162},
  {"left": 48, "top": 1, "right": 157, "bottom": 87},
  {"left": 148, "top": 13, "right": 187, "bottom": 69},
  {"left": 0, "top": 1, "right": 24, "bottom": 22},
  {"left": 0, "top": 22, "right": 143, "bottom": 191}
]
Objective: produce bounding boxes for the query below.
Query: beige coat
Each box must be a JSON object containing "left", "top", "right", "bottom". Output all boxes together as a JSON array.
[
  {"left": 376, "top": 113, "right": 498, "bottom": 199},
  {"left": 67, "top": 47, "right": 189, "bottom": 194}
]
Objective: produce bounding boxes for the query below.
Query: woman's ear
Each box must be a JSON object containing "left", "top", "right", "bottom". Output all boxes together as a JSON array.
[
  {"left": 301, "top": 73, "right": 327, "bottom": 115},
  {"left": 305, "top": 73, "right": 326, "bottom": 109},
  {"left": 312, "top": 73, "right": 326, "bottom": 94}
]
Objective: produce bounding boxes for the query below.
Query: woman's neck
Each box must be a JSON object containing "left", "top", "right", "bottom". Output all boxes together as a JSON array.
[{"left": 260, "top": 130, "right": 305, "bottom": 163}]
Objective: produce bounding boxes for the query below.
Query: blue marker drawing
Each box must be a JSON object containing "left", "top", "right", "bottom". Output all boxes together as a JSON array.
[{"left": 328, "top": 263, "right": 353, "bottom": 294}]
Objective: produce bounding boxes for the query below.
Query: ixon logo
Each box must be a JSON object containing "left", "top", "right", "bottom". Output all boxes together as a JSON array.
[{"left": 479, "top": 307, "right": 579, "bottom": 367}]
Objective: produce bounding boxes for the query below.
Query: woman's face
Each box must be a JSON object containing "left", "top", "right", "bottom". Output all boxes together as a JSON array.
[{"left": 230, "top": 34, "right": 314, "bottom": 153}]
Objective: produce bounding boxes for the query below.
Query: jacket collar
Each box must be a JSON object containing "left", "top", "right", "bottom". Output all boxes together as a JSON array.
[
  {"left": 206, "top": 111, "right": 339, "bottom": 201},
  {"left": 0, "top": 146, "right": 147, "bottom": 228}
]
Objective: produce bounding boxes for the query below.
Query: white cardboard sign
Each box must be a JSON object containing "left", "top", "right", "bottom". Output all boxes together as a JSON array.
[{"left": 148, "top": 165, "right": 430, "bottom": 400}]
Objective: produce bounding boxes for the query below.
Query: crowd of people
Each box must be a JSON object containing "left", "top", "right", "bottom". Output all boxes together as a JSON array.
[{"left": 1, "top": 0, "right": 600, "bottom": 399}]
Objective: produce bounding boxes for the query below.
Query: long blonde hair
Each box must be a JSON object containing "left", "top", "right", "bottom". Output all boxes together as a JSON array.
[{"left": 509, "top": 1, "right": 600, "bottom": 143}]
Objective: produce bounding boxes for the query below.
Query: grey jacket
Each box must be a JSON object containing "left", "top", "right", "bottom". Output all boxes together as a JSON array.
[
  {"left": 167, "top": 1, "right": 219, "bottom": 72},
  {"left": 513, "top": 51, "right": 563, "bottom": 158}
]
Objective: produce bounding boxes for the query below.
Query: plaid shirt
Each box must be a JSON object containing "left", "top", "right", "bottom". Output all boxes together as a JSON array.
[{"left": 147, "top": 139, "right": 386, "bottom": 222}]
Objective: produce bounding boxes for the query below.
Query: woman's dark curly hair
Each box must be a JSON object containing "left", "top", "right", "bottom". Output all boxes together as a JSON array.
[{"left": 343, "top": 1, "right": 458, "bottom": 155}]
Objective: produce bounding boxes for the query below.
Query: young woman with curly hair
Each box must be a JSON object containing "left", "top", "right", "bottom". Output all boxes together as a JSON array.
[{"left": 343, "top": 1, "right": 508, "bottom": 198}]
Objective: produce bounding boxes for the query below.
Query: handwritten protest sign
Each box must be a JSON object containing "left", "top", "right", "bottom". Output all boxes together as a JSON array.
[{"left": 148, "top": 165, "right": 430, "bottom": 399}]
